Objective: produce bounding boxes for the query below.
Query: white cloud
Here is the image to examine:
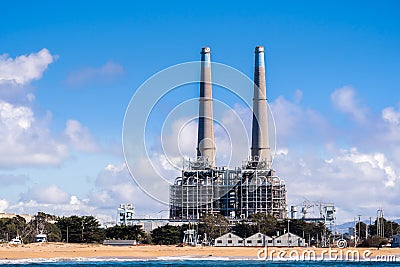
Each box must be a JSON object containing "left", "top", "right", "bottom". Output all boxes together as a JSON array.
[
  {"left": 91, "top": 162, "right": 166, "bottom": 215},
  {"left": 0, "top": 48, "right": 55, "bottom": 104},
  {"left": 67, "top": 61, "right": 124, "bottom": 86},
  {"left": 96, "top": 163, "right": 131, "bottom": 187},
  {"left": 0, "top": 48, "right": 55, "bottom": 85},
  {"left": 24, "top": 184, "right": 70, "bottom": 204},
  {"left": 0, "top": 100, "right": 34, "bottom": 129},
  {"left": 271, "top": 95, "right": 303, "bottom": 138},
  {"left": 267, "top": 89, "right": 400, "bottom": 223},
  {"left": 10, "top": 187, "right": 105, "bottom": 219},
  {"left": 337, "top": 148, "right": 398, "bottom": 187},
  {"left": 380, "top": 104, "right": 400, "bottom": 145},
  {"left": 0, "top": 199, "right": 9, "bottom": 212},
  {"left": 64, "top": 119, "right": 100, "bottom": 152},
  {"left": 69, "top": 195, "right": 81, "bottom": 205},
  {"left": 0, "top": 100, "right": 68, "bottom": 168},
  {"left": 331, "top": 86, "right": 367, "bottom": 122},
  {"left": 275, "top": 146, "right": 400, "bottom": 223},
  {"left": 270, "top": 93, "right": 330, "bottom": 146},
  {"left": 382, "top": 106, "right": 400, "bottom": 125},
  {"left": 8, "top": 198, "right": 95, "bottom": 218},
  {"left": 0, "top": 49, "right": 79, "bottom": 168}
]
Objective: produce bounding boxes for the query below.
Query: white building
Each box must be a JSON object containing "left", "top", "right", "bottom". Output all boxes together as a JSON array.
[
  {"left": 244, "top": 232, "right": 273, "bottom": 247},
  {"left": 392, "top": 235, "right": 400, "bottom": 248},
  {"left": 214, "top": 233, "right": 244, "bottom": 247},
  {"left": 274, "top": 232, "right": 306, "bottom": 247},
  {"left": 117, "top": 204, "right": 135, "bottom": 226}
]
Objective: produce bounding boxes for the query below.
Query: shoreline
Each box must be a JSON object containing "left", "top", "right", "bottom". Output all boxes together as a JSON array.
[{"left": 0, "top": 243, "right": 399, "bottom": 261}]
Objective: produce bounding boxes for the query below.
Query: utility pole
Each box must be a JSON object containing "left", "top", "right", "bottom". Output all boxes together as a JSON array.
[
  {"left": 369, "top": 217, "right": 372, "bottom": 238},
  {"left": 81, "top": 221, "right": 84, "bottom": 242},
  {"left": 377, "top": 208, "right": 384, "bottom": 237},
  {"left": 358, "top": 215, "right": 361, "bottom": 244},
  {"left": 354, "top": 217, "right": 357, "bottom": 248},
  {"left": 66, "top": 226, "right": 69, "bottom": 243},
  {"left": 287, "top": 219, "right": 290, "bottom": 247},
  {"left": 391, "top": 221, "right": 394, "bottom": 237}
]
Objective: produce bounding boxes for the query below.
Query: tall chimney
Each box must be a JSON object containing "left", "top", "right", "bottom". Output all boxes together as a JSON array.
[
  {"left": 196, "top": 47, "right": 215, "bottom": 167},
  {"left": 251, "top": 46, "right": 271, "bottom": 164}
]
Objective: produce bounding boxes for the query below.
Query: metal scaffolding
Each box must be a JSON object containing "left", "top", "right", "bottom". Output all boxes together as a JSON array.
[{"left": 169, "top": 157, "right": 286, "bottom": 220}]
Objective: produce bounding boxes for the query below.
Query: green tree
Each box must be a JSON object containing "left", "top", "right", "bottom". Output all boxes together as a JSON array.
[
  {"left": 0, "top": 217, "right": 25, "bottom": 241},
  {"left": 248, "top": 213, "right": 278, "bottom": 236},
  {"left": 369, "top": 218, "right": 399, "bottom": 238},
  {"left": 355, "top": 221, "right": 368, "bottom": 241},
  {"left": 285, "top": 219, "right": 312, "bottom": 239},
  {"left": 4, "top": 216, "right": 27, "bottom": 242},
  {"left": 105, "top": 225, "right": 145, "bottom": 241},
  {"left": 150, "top": 225, "right": 181, "bottom": 245},
  {"left": 197, "top": 213, "right": 229, "bottom": 240},
  {"left": 23, "top": 212, "right": 62, "bottom": 243},
  {"left": 46, "top": 223, "right": 62, "bottom": 242},
  {"left": 231, "top": 221, "right": 256, "bottom": 238},
  {"left": 82, "top": 216, "right": 105, "bottom": 242},
  {"left": 57, "top": 215, "right": 105, "bottom": 243},
  {"left": 360, "top": 235, "right": 389, "bottom": 248}
]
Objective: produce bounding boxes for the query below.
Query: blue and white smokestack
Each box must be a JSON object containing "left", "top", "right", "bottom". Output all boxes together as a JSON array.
[
  {"left": 251, "top": 46, "right": 271, "bottom": 164},
  {"left": 196, "top": 47, "right": 215, "bottom": 167}
]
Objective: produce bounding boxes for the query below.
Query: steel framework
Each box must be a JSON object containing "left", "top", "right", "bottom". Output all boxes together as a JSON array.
[{"left": 169, "top": 157, "right": 286, "bottom": 220}]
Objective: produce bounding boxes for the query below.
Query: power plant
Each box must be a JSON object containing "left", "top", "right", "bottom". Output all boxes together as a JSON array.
[{"left": 169, "top": 46, "right": 287, "bottom": 220}]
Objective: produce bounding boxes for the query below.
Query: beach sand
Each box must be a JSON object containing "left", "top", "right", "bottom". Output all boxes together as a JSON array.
[{"left": 0, "top": 243, "right": 399, "bottom": 260}]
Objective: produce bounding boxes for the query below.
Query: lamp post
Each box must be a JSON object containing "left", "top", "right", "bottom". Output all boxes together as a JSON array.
[{"left": 287, "top": 219, "right": 290, "bottom": 247}]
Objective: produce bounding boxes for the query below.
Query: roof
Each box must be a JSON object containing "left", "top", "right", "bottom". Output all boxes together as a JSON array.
[
  {"left": 275, "top": 232, "right": 303, "bottom": 239},
  {"left": 215, "top": 232, "right": 242, "bottom": 240},
  {"left": 246, "top": 232, "right": 272, "bottom": 239}
]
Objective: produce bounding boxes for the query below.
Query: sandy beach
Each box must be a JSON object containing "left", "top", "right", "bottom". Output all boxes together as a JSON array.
[{"left": 0, "top": 243, "right": 399, "bottom": 261}]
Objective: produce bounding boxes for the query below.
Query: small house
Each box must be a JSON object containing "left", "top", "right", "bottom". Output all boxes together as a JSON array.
[
  {"left": 274, "top": 232, "right": 305, "bottom": 247},
  {"left": 244, "top": 232, "right": 273, "bottom": 247},
  {"left": 214, "top": 232, "right": 244, "bottom": 247}
]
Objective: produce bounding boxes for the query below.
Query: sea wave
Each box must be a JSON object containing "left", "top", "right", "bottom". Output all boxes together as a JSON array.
[{"left": 0, "top": 255, "right": 398, "bottom": 265}]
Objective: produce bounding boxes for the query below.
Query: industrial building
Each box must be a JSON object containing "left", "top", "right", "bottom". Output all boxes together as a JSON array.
[
  {"left": 117, "top": 204, "right": 135, "bottom": 226},
  {"left": 169, "top": 46, "right": 286, "bottom": 220}
]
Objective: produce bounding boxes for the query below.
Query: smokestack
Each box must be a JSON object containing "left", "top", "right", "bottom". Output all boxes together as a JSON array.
[
  {"left": 251, "top": 46, "right": 271, "bottom": 164},
  {"left": 196, "top": 47, "right": 215, "bottom": 167}
]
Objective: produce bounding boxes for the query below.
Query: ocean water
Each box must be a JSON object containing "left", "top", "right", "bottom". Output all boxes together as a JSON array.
[{"left": 0, "top": 259, "right": 399, "bottom": 267}]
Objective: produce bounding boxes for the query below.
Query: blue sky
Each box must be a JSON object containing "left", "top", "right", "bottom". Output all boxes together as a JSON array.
[{"left": 0, "top": 1, "right": 399, "bottom": 223}]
